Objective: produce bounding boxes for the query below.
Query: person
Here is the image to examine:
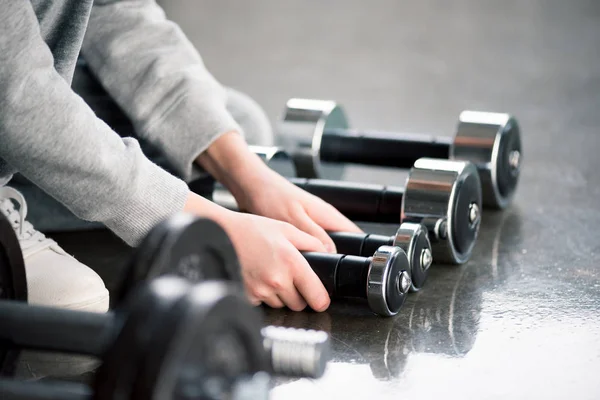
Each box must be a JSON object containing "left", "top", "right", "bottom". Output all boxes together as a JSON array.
[{"left": 0, "top": 0, "right": 362, "bottom": 315}]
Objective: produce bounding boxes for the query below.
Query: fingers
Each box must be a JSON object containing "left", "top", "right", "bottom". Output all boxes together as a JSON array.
[
  {"left": 246, "top": 295, "right": 262, "bottom": 307},
  {"left": 291, "top": 207, "right": 338, "bottom": 253},
  {"left": 305, "top": 196, "right": 363, "bottom": 233},
  {"left": 277, "top": 287, "right": 308, "bottom": 312},
  {"left": 282, "top": 221, "right": 327, "bottom": 253},
  {"left": 292, "top": 256, "right": 331, "bottom": 312},
  {"left": 262, "top": 294, "right": 285, "bottom": 309},
  {"left": 268, "top": 245, "right": 328, "bottom": 312},
  {"left": 251, "top": 281, "right": 307, "bottom": 311},
  {"left": 262, "top": 265, "right": 308, "bottom": 311},
  {"left": 247, "top": 289, "right": 285, "bottom": 309}
]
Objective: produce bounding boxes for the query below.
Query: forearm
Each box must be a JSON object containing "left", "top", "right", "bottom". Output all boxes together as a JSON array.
[
  {"left": 195, "top": 132, "right": 274, "bottom": 204},
  {"left": 82, "top": 0, "right": 241, "bottom": 181}
]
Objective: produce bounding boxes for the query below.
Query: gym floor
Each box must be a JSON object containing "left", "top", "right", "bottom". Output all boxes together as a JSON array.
[{"left": 22, "top": 1, "right": 600, "bottom": 399}]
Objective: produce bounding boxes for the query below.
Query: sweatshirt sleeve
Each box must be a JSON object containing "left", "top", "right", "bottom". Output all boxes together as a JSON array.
[
  {"left": 81, "top": 0, "right": 243, "bottom": 181},
  {"left": 0, "top": 1, "right": 189, "bottom": 247}
]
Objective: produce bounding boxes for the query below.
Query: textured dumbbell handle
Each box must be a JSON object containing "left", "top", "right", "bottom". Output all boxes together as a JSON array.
[
  {"left": 0, "top": 301, "right": 115, "bottom": 357},
  {"left": 328, "top": 232, "right": 393, "bottom": 258},
  {"left": 302, "top": 252, "right": 371, "bottom": 299},
  {"left": 261, "top": 326, "right": 330, "bottom": 379},
  {"left": 321, "top": 128, "right": 452, "bottom": 168},
  {"left": 0, "top": 379, "right": 91, "bottom": 400},
  {"left": 289, "top": 178, "right": 404, "bottom": 223}
]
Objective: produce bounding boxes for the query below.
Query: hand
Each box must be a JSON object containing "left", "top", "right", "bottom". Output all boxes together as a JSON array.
[
  {"left": 195, "top": 131, "right": 363, "bottom": 251},
  {"left": 234, "top": 166, "right": 363, "bottom": 252},
  {"left": 183, "top": 192, "right": 330, "bottom": 311}
]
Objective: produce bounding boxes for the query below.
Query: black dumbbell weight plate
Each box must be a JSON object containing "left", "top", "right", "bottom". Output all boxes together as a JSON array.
[
  {"left": 117, "top": 214, "right": 242, "bottom": 303},
  {"left": 452, "top": 170, "right": 482, "bottom": 256},
  {"left": 495, "top": 118, "right": 521, "bottom": 200},
  {"left": 94, "top": 277, "right": 192, "bottom": 400},
  {"left": 382, "top": 248, "right": 411, "bottom": 315},
  {"left": 406, "top": 226, "right": 431, "bottom": 291},
  {"left": 0, "top": 213, "right": 27, "bottom": 376},
  {"left": 133, "top": 282, "right": 268, "bottom": 399},
  {"left": 0, "top": 212, "right": 27, "bottom": 301}
]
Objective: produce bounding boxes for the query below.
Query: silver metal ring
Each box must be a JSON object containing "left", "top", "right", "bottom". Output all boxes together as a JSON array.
[{"left": 279, "top": 98, "right": 349, "bottom": 178}]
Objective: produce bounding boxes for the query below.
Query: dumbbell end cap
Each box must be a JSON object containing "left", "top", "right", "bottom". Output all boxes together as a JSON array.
[
  {"left": 447, "top": 160, "right": 483, "bottom": 264},
  {"left": 452, "top": 111, "right": 522, "bottom": 209},
  {"left": 392, "top": 222, "right": 432, "bottom": 291},
  {"left": 367, "top": 245, "right": 411, "bottom": 317},
  {"left": 280, "top": 98, "right": 349, "bottom": 179}
]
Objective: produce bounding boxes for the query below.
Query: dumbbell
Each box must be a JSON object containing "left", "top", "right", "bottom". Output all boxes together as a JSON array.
[
  {"left": 328, "top": 222, "right": 432, "bottom": 291},
  {"left": 303, "top": 245, "right": 412, "bottom": 316},
  {"left": 0, "top": 276, "right": 330, "bottom": 391},
  {"left": 0, "top": 213, "right": 332, "bottom": 380},
  {"left": 0, "top": 277, "right": 272, "bottom": 400},
  {"left": 173, "top": 189, "right": 415, "bottom": 316},
  {"left": 290, "top": 158, "right": 482, "bottom": 264},
  {"left": 206, "top": 149, "right": 433, "bottom": 287},
  {"left": 207, "top": 176, "right": 421, "bottom": 303},
  {"left": 129, "top": 214, "right": 332, "bottom": 379},
  {"left": 280, "top": 98, "right": 521, "bottom": 209}
]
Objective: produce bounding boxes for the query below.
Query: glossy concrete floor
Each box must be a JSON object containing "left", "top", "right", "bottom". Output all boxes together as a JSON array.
[{"left": 19, "top": 1, "right": 600, "bottom": 399}]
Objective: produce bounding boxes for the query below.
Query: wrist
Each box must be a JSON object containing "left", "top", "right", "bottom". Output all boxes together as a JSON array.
[
  {"left": 195, "top": 131, "right": 272, "bottom": 198},
  {"left": 183, "top": 191, "right": 233, "bottom": 226}
]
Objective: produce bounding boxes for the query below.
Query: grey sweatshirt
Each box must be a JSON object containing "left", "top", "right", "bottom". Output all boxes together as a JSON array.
[{"left": 0, "top": 0, "right": 242, "bottom": 246}]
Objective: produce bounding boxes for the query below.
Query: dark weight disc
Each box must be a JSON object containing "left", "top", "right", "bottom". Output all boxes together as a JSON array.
[
  {"left": 495, "top": 117, "right": 521, "bottom": 200},
  {"left": 451, "top": 169, "right": 483, "bottom": 257},
  {"left": 383, "top": 249, "right": 411, "bottom": 315},
  {"left": 0, "top": 212, "right": 27, "bottom": 376},
  {"left": 134, "top": 281, "right": 268, "bottom": 400},
  {"left": 0, "top": 212, "right": 27, "bottom": 301},
  {"left": 117, "top": 213, "right": 242, "bottom": 303},
  {"left": 407, "top": 226, "right": 431, "bottom": 291},
  {"left": 95, "top": 277, "right": 192, "bottom": 400}
]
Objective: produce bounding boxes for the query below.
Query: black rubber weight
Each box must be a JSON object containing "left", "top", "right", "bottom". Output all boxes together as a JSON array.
[
  {"left": 132, "top": 282, "right": 267, "bottom": 399},
  {"left": 451, "top": 171, "right": 482, "bottom": 256},
  {"left": 495, "top": 118, "right": 521, "bottom": 199},
  {"left": 384, "top": 250, "right": 410, "bottom": 313},
  {"left": 117, "top": 214, "right": 242, "bottom": 303},
  {"left": 95, "top": 279, "right": 191, "bottom": 400},
  {"left": 0, "top": 211, "right": 27, "bottom": 301},
  {"left": 0, "top": 212, "right": 27, "bottom": 376},
  {"left": 409, "top": 229, "right": 430, "bottom": 290}
]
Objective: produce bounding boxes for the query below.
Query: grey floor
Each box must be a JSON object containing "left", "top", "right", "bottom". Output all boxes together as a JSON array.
[{"left": 22, "top": 1, "right": 600, "bottom": 399}]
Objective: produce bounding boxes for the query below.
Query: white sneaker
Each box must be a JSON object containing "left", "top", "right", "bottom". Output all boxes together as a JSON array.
[{"left": 0, "top": 186, "right": 109, "bottom": 313}]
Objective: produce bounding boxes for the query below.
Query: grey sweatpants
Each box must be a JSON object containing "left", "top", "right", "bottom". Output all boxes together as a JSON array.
[{"left": 6, "top": 63, "right": 274, "bottom": 233}]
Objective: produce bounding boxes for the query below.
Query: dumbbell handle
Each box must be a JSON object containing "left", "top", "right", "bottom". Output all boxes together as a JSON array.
[
  {"left": 320, "top": 128, "right": 452, "bottom": 168},
  {"left": 0, "top": 380, "right": 91, "bottom": 400},
  {"left": 302, "top": 252, "right": 371, "bottom": 299},
  {"left": 328, "top": 232, "right": 393, "bottom": 258},
  {"left": 289, "top": 178, "right": 403, "bottom": 223},
  {"left": 0, "top": 302, "right": 115, "bottom": 357}
]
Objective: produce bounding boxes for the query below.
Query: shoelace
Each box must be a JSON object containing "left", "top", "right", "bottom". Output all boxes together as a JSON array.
[{"left": 0, "top": 186, "right": 53, "bottom": 254}]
